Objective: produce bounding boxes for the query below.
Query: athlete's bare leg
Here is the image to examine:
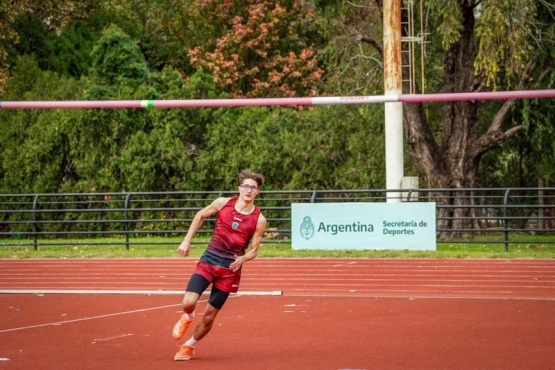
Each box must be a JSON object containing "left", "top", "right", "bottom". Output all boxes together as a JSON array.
[{"left": 191, "top": 303, "right": 220, "bottom": 341}]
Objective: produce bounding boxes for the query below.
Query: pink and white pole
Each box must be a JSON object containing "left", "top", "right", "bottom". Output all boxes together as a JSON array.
[{"left": 2, "top": 89, "right": 554, "bottom": 109}]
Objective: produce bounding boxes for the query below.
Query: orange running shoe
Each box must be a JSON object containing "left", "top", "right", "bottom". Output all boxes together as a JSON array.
[
  {"left": 174, "top": 345, "right": 195, "bottom": 361},
  {"left": 172, "top": 313, "right": 192, "bottom": 340}
]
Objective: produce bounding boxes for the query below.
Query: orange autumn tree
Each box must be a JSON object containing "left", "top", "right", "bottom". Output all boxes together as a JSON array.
[{"left": 187, "top": 0, "right": 324, "bottom": 98}]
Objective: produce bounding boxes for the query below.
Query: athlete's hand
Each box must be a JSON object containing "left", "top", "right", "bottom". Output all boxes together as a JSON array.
[
  {"left": 177, "top": 240, "right": 191, "bottom": 257},
  {"left": 230, "top": 255, "right": 244, "bottom": 272}
]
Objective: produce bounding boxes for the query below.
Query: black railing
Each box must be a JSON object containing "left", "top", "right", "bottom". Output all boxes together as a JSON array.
[{"left": 1, "top": 188, "right": 554, "bottom": 251}]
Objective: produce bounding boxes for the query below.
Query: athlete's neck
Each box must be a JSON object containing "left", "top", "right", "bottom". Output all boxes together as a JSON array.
[{"left": 235, "top": 198, "right": 255, "bottom": 215}]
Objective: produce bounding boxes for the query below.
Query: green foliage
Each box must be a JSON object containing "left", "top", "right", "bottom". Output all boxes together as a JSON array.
[
  {"left": 0, "top": 56, "right": 84, "bottom": 193},
  {"left": 0, "top": 28, "right": 223, "bottom": 195},
  {"left": 280, "top": 105, "right": 386, "bottom": 189},
  {"left": 1, "top": 0, "right": 555, "bottom": 197},
  {"left": 194, "top": 104, "right": 386, "bottom": 190},
  {"left": 47, "top": 14, "right": 127, "bottom": 77},
  {"left": 517, "top": 98, "right": 555, "bottom": 185},
  {"left": 9, "top": 12, "right": 51, "bottom": 67},
  {"left": 97, "top": 0, "right": 192, "bottom": 71},
  {"left": 0, "top": 0, "right": 104, "bottom": 91},
  {"left": 428, "top": 0, "right": 463, "bottom": 50},
  {"left": 315, "top": 0, "right": 384, "bottom": 96},
  {"left": 474, "top": 0, "right": 536, "bottom": 88},
  {"left": 476, "top": 96, "right": 555, "bottom": 188},
  {"left": 5, "top": 8, "right": 144, "bottom": 79},
  {"left": 90, "top": 25, "right": 149, "bottom": 85},
  {"left": 476, "top": 3, "right": 555, "bottom": 187}
]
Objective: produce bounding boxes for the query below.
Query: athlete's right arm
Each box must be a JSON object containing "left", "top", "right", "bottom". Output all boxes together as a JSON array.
[{"left": 177, "top": 197, "right": 228, "bottom": 257}]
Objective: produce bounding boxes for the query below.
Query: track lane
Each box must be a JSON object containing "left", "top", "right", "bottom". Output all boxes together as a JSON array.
[{"left": 1, "top": 258, "right": 554, "bottom": 300}]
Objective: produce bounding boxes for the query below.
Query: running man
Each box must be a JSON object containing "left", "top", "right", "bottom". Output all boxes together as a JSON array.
[{"left": 172, "top": 170, "right": 267, "bottom": 361}]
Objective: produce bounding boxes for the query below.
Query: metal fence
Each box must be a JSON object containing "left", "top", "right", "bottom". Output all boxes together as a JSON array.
[{"left": 1, "top": 188, "right": 554, "bottom": 251}]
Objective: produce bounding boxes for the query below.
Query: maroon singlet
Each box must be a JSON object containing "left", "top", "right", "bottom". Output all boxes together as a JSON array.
[{"left": 200, "top": 196, "right": 261, "bottom": 268}]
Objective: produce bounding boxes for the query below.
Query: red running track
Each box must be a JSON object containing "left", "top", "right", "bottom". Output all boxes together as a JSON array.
[
  {"left": 1, "top": 258, "right": 554, "bottom": 300},
  {"left": 1, "top": 258, "right": 555, "bottom": 370}
]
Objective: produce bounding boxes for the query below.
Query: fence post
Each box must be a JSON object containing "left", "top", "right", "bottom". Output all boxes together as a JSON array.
[
  {"left": 503, "top": 189, "right": 511, "bottom": 252},
  {"left": 32, "top": 195, "right": 40, "bottom": 251},
  {"left": 310, "top": 190, "right": 318, "bottom": 203},
  {"left": 124, "top": 193, "right": 132, "bottom": 250}
]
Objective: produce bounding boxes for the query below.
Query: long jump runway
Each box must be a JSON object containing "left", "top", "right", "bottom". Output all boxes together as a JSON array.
[{"left": 1, "top": 258, "right": 554, "bottom": 369}]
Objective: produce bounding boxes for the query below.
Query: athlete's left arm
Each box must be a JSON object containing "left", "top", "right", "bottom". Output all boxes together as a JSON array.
[{"left": 230, "top": 214, "right": 267, "bottom": 272}]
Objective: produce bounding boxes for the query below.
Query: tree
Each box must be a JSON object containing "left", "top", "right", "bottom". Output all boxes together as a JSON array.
[
  {"left": 70, "top": 26, "right": 227, "bottom": 193},
  {"left": 186, "top": 0, "right": 325, "bottom": 97},
  {"left": 315, "top": 0, "right": 385, "bottom": 96},
  {"left": 96, "top": 0, "right": 192, "bottom": 72},
  {"left": 0, "top": 2, "right": 23, "bottom": 93},
  {"left": 0, "top": 0, "right": 100, "bottom": 92},
  {"left": 3, "top": 0, "right": 554, "bottom": 201},
  {"left": 0, "top": 55, "right": 84, "bottom": 193},
  {"left": 402, "top": 0, "right": 553, "bottom": 189},
  {"left": 340, "top": 0, "right": 555, "bottom": 237},
  {"left": 409, "top": 0, "right": 554, "bottom": 236}
]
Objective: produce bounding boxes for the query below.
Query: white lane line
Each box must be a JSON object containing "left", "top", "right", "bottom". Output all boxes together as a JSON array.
[
  {"left": 92, "top": 333, "right": 134, "bottom": 343},
  {"left": 0, "top": 303, "right": 182, "bottom": 334},
  {"left": 0, "top": 290, "right": 282, "bottom": 334}
]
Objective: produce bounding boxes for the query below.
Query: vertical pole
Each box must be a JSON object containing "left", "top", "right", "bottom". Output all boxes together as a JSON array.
[
  {"left": 32, "top": 195, "right": 39, "bottom": 251},
  {"left": 503, "top": 189, "right": 511, "bottom": 252},
  {"left": 124, "top": 193, "right": 131, "bottom": 250},
  {"left": 383, "top": 0, "right": 404, "bottom": 203}
]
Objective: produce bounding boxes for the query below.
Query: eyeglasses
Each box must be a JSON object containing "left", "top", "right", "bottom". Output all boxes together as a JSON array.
[{"left": 240, "top": 184, "right": 259, "bottom": 191}]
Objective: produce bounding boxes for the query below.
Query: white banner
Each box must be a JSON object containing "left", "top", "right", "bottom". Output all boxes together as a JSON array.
[{"left": 292, "top": 202, "right": 436, "bottom": 251}]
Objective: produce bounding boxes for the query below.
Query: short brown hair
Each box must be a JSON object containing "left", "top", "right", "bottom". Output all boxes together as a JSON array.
[{"left": 239, "top": 170, "right": 265, "bottom": 188}]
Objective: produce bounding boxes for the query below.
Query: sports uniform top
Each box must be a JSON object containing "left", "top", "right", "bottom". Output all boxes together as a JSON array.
[{"left": 200, "top": 196, "right": 261, "bottom": 268}]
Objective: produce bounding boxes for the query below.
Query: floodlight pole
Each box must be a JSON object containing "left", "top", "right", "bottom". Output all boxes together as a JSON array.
[{"left": 383, "top": 0, "right": 404, "bottom": 203}]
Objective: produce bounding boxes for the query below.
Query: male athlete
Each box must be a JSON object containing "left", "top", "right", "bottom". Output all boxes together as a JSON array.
[{"left": 172, "top": 170, "right": 267, "bottom": 361}]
